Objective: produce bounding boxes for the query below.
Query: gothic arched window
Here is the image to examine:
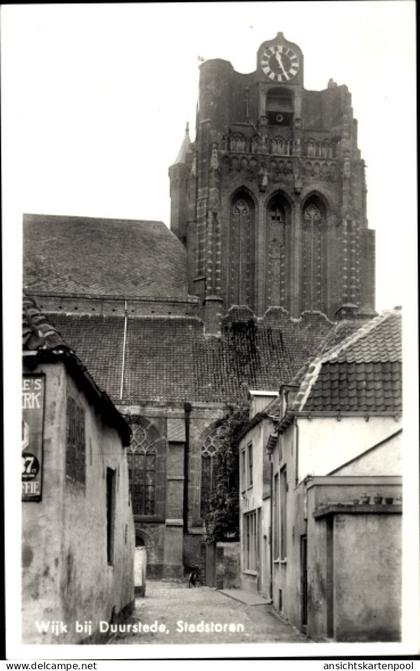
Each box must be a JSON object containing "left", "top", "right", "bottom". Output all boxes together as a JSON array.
[
  {"left": 127, "top": 422, "right": 157, "bottom": 516},
  {"left": 300, "top": 196, "right": 328, "bottom": 312},
  {"left": 200, "top": 430, "right": 222, "bottom": 519},
  {"left": 229, "top": 191, "right": 255, "bottom": 308},
  {"left": 266, "top": 193, "right": 291, "bottom": 309}
]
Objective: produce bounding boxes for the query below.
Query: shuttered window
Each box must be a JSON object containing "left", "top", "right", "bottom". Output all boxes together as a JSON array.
[{"left": 66, "top": 396, "right": 85, "bottom": 485}]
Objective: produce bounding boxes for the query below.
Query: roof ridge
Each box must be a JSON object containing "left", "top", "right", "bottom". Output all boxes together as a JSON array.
[
  {"left": 287, "top": 315, "right": 355, "bottom": 393},
  {"left": 320, "top": 309, "right": 397, "bottom": 364},
  {"left": 293, "top": 357, "right": 323, "bottom": 411},
  {"left": 23, "top": 213, "right": 165, "bottom": 226}
]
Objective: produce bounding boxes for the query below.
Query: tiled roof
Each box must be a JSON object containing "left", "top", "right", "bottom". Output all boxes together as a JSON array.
[
  {"left": 23, "top": 295, "right": 70, "bottom": 352},
  {"left": 46, "top": 310, "right": 339, "bottom": 404},
  {"left": 334, "top": 311, "right": 402, "bottom": 363},
  {"left": 22, "top": 296, "right": 131, "bottom": 445},
  {"left": 256, "top": 317, "right": 366, "bottom": 418},
  {"left": 294, "top": 309, "right": 402, "bottom": 414},
  {"left": 305, "top": 361, "right": 402, "bottom": 413},
  {"left": 23, "top": 214, "right": 188, "bottom": 299}
]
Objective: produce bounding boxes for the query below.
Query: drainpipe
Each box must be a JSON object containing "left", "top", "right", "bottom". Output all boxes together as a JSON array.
[
  {"left": 119, "top": 300, "right": 128, "bottom": 401},
  {"left": 183, "top": 402, "right": 192, "bottom": 534},
  {"left": 269, "top": 453, "right": 273, "bottom": 600},
  {"left": 266, "top": 432, "right": 277, "bottom": 602}
]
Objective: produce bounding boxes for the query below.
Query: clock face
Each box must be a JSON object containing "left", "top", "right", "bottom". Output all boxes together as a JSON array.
[{"left": 260, "top": 45, "right": 300, "bottom": 82}]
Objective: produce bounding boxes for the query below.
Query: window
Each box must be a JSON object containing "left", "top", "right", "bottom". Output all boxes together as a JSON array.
[
  {"left": 240, "top": 443, "right": 253, "bottom": 490},
  {"left": 200, "top": 453, "right": 218, "bottom": 517},
  {"left": 265, "top": 87, "right": 293, "bottom": 126},
  {"left": 266, "top": 193, "right": 291, "bottom": 310},
  {"left": 247, "top": 443, "right": 253, "bottom": 487},
  {"left": 127, "top": 422, "right": 157, "bottom": 516},
  {"left": 280, "top": 467, "right": 287, "bottom": 560},
  {"left": 200, "top": 429, "right": 222, "bottom": 518},
  {"left": 229, "top": 191, "right": 255, "bottom": 308},
  {"left": 301, "top": 196, "right": 327, "bottom": 313},
  {"left": 240, "top": 449, "right": 246, "bottom": 491},
  {"left": 106, "top": 468, "right": 116, "bottom": 565},
  {"left": 66, "top": 395, "right": 86, "bottom": 485},
  {"left": 243, "top": 511, "right": 257, "bottom": 571},
  {"left": 266, "top": 87, "right": 293, "bottom": 110},
  {"left": 273, "top": 473, "right": 279, "bottom": 559},
  {"left": 128, "top": 452, "right": 156, "bottom": 515}
]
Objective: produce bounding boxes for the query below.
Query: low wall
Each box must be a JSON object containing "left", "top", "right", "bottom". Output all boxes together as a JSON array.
[
  {"left": 307, "top": 480, "right": 402, "bottom": 642},
  {"left": 333, "top": 512, "right": 401, "bottom": 641}
]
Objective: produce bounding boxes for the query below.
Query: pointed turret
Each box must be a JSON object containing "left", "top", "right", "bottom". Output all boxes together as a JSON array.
[
  {"left": 173, "top": 123, "right": 192, "bottom": 165},
  {"left": 169, "top": 123, "right": 192, "bottom": 244}
]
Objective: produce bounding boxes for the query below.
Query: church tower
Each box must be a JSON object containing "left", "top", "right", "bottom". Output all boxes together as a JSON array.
[{"left": 169, "top": 33, "right": 375, "bottom": 324}]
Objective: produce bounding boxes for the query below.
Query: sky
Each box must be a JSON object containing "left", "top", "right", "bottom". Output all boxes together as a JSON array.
[{"left": 1, "top": 1, "right": 417, "bottom": 312}]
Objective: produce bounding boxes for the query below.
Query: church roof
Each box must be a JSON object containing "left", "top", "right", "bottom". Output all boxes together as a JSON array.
[
  {"left": 22, "top": 295, "right": 131, "bottom": 445},
  {"left": 23, "top": 214, "right": 188, "bottom": 300},
  {"left": 289, "top": 309, "right": 402, "bottom": 415},
  {"left": 42, "top": 309, "right": 341, "bottom": 405}
]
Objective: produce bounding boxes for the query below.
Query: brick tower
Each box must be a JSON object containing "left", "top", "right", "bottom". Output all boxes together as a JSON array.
[{"left": 169, "top": 32, "right": 375, "bottom": 325}]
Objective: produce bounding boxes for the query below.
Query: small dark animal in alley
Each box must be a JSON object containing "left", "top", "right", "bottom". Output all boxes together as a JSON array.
[{"left": 188, "top": 567, "right": 200, "bottom": 588}]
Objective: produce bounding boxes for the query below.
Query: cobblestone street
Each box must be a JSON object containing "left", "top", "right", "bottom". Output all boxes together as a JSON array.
[{"left": 110, "top": 580, "right": 308, "bottom": 645}]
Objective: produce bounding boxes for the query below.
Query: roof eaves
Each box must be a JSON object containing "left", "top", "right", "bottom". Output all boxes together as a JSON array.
[
  {"left": 237, "top": 411, "right": 273, "bottom": 442},
  {"left": 26, "top": 348, "right": 131, "bottom": 446},
  {"left": 276, "top": 410, "right": 296, "bottom": 434},
  {"left": 327, "top": 428, "right": 403, "bottom": 475}
]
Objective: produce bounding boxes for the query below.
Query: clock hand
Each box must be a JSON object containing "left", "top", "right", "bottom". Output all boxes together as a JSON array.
[{"left": 275, "top": 51, "right": 288, "bottom": 78}]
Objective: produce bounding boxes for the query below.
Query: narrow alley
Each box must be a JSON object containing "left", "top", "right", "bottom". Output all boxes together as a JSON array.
[{"left": 109, "top": 580, "right": 308, "bottom": 645}]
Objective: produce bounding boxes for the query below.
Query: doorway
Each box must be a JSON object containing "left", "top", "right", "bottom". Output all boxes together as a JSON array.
[
  {"left": 134, "top": 537, "right": 147, "bottom": 596},
  {"left": 204, "top": 542, "right": 216, "bottom": 587},
  {"left": 300, "top": 534, "right": 308, "bottom": 630}
]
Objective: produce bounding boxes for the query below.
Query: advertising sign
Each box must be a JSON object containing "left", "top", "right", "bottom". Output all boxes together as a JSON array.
[{"left": 22, "top": 375, "right": 45, "bottom": 501}]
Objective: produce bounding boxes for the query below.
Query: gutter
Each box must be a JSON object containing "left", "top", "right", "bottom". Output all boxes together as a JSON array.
[{"left": 278, "top": 410, "right": 403, "bottom": 435}]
